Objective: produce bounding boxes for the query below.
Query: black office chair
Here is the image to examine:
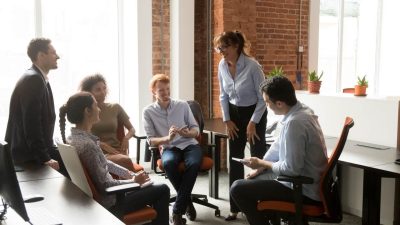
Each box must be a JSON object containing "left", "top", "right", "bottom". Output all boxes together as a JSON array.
[{"left": 149, "top": 100, "right": 221, "bottom": 220}]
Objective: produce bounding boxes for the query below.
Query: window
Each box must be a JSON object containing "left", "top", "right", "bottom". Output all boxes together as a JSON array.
[
  {"left": 318, "top": 0, "right": 399, "bottom": 96},
  {"left": 0, "top": 1, "right": 141, "bottom": 146},
  {"left": 0, "top": 1, "right": 34, "bottom": 139}
]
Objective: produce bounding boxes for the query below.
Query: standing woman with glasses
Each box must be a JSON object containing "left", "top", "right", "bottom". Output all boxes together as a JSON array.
[{"left": 213, "top": 30, "right": 267, "bottom": 221}]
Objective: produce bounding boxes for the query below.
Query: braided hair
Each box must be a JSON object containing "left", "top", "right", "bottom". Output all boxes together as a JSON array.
[{"left": 59, "top": 92, "right": 94, "bottom": 143}]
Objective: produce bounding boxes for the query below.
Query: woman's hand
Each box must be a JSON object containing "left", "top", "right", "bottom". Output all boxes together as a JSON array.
[
  {"left": 100, "top": 142, "right": 119, "bottom": 154},
  {"left": 133, "top": 171, "right": 150, "bottom": 185},
  {"left": 120, "top": 137, "right": 130, "bottom": 155},
  {"left": 225, "top": 120, "right": 239, "bottom": 140},
  {"left": 246, "top": 121, "right": 260, "bottom": 145}
]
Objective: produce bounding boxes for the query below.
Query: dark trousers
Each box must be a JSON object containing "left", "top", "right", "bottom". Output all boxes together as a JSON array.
[
  {"left": 228, "top": 103, "right": 267, "bottom": 213},
  {"left": 162, "top": 144, "right": 202, "bottom": 214},
  {"left": 118, "top": 183, "right": 170, "bottom": 225},
  {"left": 230, "top": 172, "right": 320, "bottom": 225}
]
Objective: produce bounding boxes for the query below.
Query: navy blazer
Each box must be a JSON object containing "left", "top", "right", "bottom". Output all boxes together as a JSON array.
[{"left": 5, "top": 65, "right": 56, "bottom": 163}]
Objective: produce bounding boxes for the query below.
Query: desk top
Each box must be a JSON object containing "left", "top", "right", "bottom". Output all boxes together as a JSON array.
[
  {"left": 325, "top": 137, "right": 400, "bottom": 173},
  {"left": 204, "top": 118, "right": 227, "bottom": 137},
  {"left": 16, "top": 163, "right": 63, "bottom": 182},
  {"left": 2, "top": 177, "right": 124, "bottom": 225}
]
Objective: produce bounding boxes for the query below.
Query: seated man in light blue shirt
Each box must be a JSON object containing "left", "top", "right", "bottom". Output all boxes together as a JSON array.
[
  {"left": 142, "top": 74, "right": 202, "bottom": 225},
  {"left": 230, "top": 76, "right": 328, "bottom": 225}
]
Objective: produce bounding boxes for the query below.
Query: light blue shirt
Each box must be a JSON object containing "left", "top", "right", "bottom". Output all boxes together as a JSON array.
[
  {"left": 218, "top": 53, "right": 266, "bottom": 123},
  {"left": 263, "top": 102, "right": 328, "bottom": 201},
  {"left": 142, "top": 99, "right": 199, "bottom": 150}
]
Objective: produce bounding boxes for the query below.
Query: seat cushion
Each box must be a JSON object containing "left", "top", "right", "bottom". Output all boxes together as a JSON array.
[
  {"left": 123, "top": 206, "right": 157, "bottom": 224},
  {"left": 257, "top": 201, "right": 324, "bottom": 217},
  {"left": 157, "top": 156, "right": 213, "bottom": 172}
]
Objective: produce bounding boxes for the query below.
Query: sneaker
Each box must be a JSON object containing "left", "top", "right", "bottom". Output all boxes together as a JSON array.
[
  {"left": 185, "top": 201, "right": 196, "bottom": 221},
  {"left": 170, "top": 213, "right": 186, "bottom": 225}
]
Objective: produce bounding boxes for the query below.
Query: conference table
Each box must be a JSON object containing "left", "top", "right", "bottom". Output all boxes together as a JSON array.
[{"left": 2, "top": 164, "right": 124, "bottom": 225}]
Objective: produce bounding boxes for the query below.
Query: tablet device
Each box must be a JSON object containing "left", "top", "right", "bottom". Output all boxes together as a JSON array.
[{"left": 232, "top": 157, "right": 249, "bottom": 163}]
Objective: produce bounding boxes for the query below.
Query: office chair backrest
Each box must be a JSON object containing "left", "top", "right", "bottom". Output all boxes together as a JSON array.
[
  {"left": 58, "top": 143, "right": 93, "bottom": 198},
  {"left": 187, "top": 100, "right": 204, "bottom": 133},
  {"left": 320, "top": 117, "right": 354, "bottom": 220}
]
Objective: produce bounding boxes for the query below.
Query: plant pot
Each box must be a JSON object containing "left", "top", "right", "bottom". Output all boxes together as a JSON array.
[
  {"left": 308, "top": 81, "right": 322, "bottom": 94},
  {"left": 354, "top": 85, "right": 367, "bottom": 96}
]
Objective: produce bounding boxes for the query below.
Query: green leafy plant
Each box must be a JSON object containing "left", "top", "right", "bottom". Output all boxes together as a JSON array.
[
  {"left": 357, "top": 75, "right": 368, "bottom": 87},
  {"left": 267, "top": 66, "right": 285, "bottom": 77},
  {"left": 308, "top": 70, "right": 323, "bottom": 82}
]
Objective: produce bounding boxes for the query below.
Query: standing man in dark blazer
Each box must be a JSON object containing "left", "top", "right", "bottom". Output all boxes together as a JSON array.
[{"left": 5, "top": 38, "right": 68, "bottom": 177}]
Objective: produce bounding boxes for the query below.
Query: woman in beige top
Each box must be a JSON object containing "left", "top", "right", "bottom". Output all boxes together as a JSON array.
[{"left": 79, "top": 74, "right": 141, "bottom": 171}]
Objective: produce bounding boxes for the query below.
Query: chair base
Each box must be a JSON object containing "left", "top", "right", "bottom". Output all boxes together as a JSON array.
[{"left": 169, "top": 194, "right": 221, "bottom": 217}]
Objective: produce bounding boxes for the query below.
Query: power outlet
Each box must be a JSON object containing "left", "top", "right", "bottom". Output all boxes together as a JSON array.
[{"left": 298, "top": 46, "right": 304, "bottom": 52}]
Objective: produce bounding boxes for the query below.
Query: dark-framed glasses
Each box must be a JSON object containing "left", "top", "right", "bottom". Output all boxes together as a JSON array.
[{"left": 214, "top": 44, "right": 230, "bottom": 53}]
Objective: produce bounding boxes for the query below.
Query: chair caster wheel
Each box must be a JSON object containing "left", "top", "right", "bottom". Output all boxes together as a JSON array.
[{"left": 215, "top": 209, "right": 221, "bottom": 217}]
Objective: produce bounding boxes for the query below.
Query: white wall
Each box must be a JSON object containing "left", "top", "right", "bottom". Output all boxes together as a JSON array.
[{"left": 297, "top": 91, "right": 399, "bottom": 224}]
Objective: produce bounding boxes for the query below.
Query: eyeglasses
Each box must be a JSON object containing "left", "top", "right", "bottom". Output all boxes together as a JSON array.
[{"left": 214, "top": 44, "right": 230, "bottom": 53}]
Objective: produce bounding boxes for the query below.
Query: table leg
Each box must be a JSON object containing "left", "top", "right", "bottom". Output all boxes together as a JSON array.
[
  {"left": 394, "top": 178, "right": 400, "bottom": 225},
  {"left": 362, "top": 170, "right": 381, "bottom": 225},
  {"left": 209, "top": 134, "right": 221, "bottom": 199},
  {"left": 136, "top": 138, "right": 141, "bottom": 164}
]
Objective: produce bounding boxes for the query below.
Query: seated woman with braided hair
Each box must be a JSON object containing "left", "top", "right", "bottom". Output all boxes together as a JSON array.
[
  {"left": 59, "top": 92, "right": 170, "bottom": 225},
  {"left": 79, "top": 74, "right": 139, "bottom": 171}
]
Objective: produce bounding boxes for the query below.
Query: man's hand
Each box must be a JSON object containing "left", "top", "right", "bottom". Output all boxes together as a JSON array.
[
  {"left": 246, "top": 168, "right": 262, "bottom": 179},
  {"left": 168, "top": 126, "right": 178, "bottom": 141},
  {"left": 44, "top": 159, "right": 60, "bottom": 170},
  {"left": 246, "top": 122, "right": 260, "bottom": 145},
  {"left": 225, "top": 120, "right": 239, "bottom": 140}
]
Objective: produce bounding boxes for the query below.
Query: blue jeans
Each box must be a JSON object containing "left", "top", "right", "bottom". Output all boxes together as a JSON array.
[{"left": 162, "top": 144, "right": 202, "bottom": 214}]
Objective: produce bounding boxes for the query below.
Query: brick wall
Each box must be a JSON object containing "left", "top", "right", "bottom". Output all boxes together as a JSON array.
[
  {"left": 152, "top": 0, "right": 310, "bottom": 170},
  {"left": 255, "top": 0, "right": 309, "bottom": 88},
  {"left": 194, "top": 0, "right": 210, "bottom": 119},
  {"left": 152, "top": 0, "right": 170, "bottom": 76}
]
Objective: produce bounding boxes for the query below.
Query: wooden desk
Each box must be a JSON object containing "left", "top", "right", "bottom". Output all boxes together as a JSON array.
[
  {"left": 2, "top": 166, "right": 124, "bottom": 225},
  {"left": 204, "top": 118, "right": 228, "bottom": 199},
  {"left": 325, "top": 137, "right": 400, "bottom": 225}
]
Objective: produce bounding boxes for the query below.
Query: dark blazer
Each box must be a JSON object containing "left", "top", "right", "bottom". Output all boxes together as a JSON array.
[{"left": 5, "top": 65, "right": 56, "bottom": 163}]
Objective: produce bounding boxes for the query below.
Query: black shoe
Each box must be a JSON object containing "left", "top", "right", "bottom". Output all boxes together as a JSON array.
[
  {"left": 185, "top": 201, "right": 197, "bottom": 221},
  {"left": 225, "top": 213, "right": 237, "bottom": 221},
  {"left": 170, "top": 213, "right": 186, "bottom": 225}
]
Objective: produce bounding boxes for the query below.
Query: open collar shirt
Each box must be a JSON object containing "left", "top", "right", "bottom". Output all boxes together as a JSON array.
[
  {"left": 263, "top": 101, "right": 328, "bottom": 201},
  {"left": 218, "top": 53, "right": 266, "bottom": 123},
  {"left": 142, "top": 99, "right": 199, "bottom": 150}
]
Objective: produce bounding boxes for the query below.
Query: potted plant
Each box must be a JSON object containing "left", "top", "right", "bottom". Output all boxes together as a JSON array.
[
  {"left": 267, "top": 66, "right": 285, "bottom": 78},
  {"left": 354, "top": 75, "right": 368, "bottom": 96},
  {"left": 308, "top": 70, "right": 323, "bottom": 94}
]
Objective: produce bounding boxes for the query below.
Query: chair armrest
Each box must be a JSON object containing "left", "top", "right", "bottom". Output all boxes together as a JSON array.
[
  {"left": 133, "top": 135, "right": 146, "bottom": 140},
  {"left": 105, "top": 183, "right": 140, "bottom": 195},
  {"left": 277, "top": 175, "right": 314, "bottom": 184}
]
